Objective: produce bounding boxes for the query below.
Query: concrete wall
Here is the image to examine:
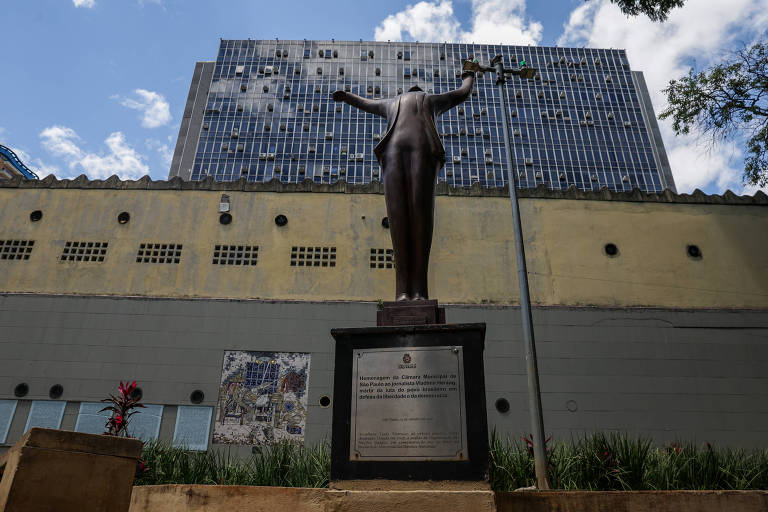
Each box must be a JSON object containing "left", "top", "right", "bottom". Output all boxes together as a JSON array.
[
  {"left": 128, "top": 486, "right": 768, "bottom": 512},
  {"left": 1, "top": 294, "right": 766, "bottom": 453},
  {"left": 0, "top": 186, "right": 766, "bottom": 308}
]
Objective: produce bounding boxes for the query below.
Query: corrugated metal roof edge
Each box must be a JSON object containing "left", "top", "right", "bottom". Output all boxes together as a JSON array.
[{"left": 1, "top": 175, "right": 765, "bottom": 205}]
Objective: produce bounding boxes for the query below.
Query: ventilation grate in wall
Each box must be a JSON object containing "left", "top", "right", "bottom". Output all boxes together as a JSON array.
[
  {"left": 213, "top": 244, "right": 258, "bottom": 266},
  {"left": 136, "top": 243, "right": 182, "bottom": 264},
  {"left": 370, "top": 248, "right": 394, "bottom": 269},
  {"left": 290, "top": 246, "right": 336, "bottom": 267},
  {"left": 60, "top": 241, "right": 108, "bottom": 262},
  {"left": 0, "top": 240, "right": 34, "bottom": 260}
]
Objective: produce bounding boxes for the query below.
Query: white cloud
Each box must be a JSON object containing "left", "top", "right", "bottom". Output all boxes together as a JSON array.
[
  {"left": 40, "top": 125, "right": 148, "bottom": 180},
  {"left": 375, "top": 1, "right": 460, "bottom": 42},
  {"left": 114, "top": 89, "right": 172, "bottom": 129},
  {"left": 461, "top": 0, "right": 542, "bottom": 45},
  {"left": 73, "top": 0, "right": 95, "bottom": 7},
  {"left": 40, "top": 126, "right": 82, "bottom": 159},
  {"left": 558, "top": 0, "right": 768, "bottom": 194},
  {"left": 374, "top": 0, "right": 541, "bottom": 45},
  {"left": 146, "top": 137, "right": 174, "bottom": 169},
  {"left": 9, "top": 147, "right": 60, "bottom": 179}
]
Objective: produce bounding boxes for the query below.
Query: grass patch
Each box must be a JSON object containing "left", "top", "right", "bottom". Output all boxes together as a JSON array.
[
  {"left": 136, "top": 433, "right": 768, "bottom": 490},
  {"left": 490, "top": 431, "right": 768, "bottom": 491},
  {"left": 136, "top": 440, "right": 329, "bottom": 487}
]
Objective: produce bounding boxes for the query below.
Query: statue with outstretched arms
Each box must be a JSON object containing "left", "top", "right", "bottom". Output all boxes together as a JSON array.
[{"left": 332, "top": 62, "right": 476, "bottom": 302}]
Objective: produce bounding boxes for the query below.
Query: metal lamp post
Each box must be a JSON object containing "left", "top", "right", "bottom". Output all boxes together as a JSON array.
[{"left": 464, "top": 56, "right": 550, "bottom": 490}]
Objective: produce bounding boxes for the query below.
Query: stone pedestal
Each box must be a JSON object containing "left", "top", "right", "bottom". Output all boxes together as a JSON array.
[
  {"left": 377, "top": 300, "right": 446, "bottom": 326},
  {"left": 0, "top": 428, "right": 142, "bottom": 512},
  {"left": 330, "top": 323, "right": 488, "bottom": 483}
]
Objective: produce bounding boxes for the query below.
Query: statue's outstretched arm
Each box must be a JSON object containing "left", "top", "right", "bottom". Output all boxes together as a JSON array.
[
  {"left": 332, "top": 91, "right": 388, "bottom": 117},
  {"left": 429, "top": 72, "right": 475, "bottom": 116}
]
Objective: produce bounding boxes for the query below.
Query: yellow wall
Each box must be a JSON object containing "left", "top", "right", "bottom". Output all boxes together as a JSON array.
[{"left": 0, "top": 187, "right": 765, "bottom": 308}]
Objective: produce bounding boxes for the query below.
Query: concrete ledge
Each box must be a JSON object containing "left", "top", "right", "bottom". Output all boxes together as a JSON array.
[
  {"left": 496, "top": 490, "right": 768, "bottom": 512},
  {"left": 330, "top": 479, "right": 490, "bottom": 490},
  {"left": 130, "top": 485, "right": 768, "bottom": 512},
  {"left": 129, "top": 485, "right": 328, "bottom": 512},
  {"left": 0, "top": 428, "right": 142, "bottom": 512},
  {"left": 326, "top": 489, "right": 496, "bottom": 511},
  {"left": 129, "top": 485, "right": 496, "bottom": 512},
  {"left": 16, "top": 426, "right": 143, "bottom": 459}
]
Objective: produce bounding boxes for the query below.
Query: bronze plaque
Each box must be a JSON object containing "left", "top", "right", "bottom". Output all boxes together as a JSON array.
[{"left": 349, "top": 346, "right": 467, "bottom": 461}]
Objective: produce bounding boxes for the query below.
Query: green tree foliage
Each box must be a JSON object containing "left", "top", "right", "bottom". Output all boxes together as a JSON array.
[
  {"left": 604, "top": 0, "right": 685, "bottom": 21},
  {"left": 660, "top": 40, "right": 768, "bottom": 186}
]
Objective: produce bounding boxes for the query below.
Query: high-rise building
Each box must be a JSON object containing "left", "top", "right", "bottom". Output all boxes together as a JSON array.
[{"left": 170, "top": 40, "right": 676, "bottom": 193}]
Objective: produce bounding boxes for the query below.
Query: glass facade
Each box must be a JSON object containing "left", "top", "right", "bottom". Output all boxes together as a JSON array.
[{"left": 178, "top": 40, "right": 674, "bottom": 193}]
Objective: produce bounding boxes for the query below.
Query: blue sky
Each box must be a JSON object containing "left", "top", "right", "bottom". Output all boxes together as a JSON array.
[{"left": 2, "top": 0, "right": 765, "bottom": 194}]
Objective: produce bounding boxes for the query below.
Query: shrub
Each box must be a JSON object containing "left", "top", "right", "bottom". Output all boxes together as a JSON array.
[{"left": 135, "top": 432, "right": 768, "bottom": 490}]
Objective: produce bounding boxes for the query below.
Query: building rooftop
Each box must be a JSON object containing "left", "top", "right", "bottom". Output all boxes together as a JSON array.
[{"left": 2, "top": 174, "right": 765, "bottom": 206}]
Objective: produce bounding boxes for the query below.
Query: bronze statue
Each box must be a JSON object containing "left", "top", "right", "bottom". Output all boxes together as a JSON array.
[{"left": 333, "top": 63, "right": 475, "bottom": 302}]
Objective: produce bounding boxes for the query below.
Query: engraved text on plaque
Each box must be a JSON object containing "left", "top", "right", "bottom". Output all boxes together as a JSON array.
[{"left": 350, "top": 346, "right": 467, "bottom": 461}]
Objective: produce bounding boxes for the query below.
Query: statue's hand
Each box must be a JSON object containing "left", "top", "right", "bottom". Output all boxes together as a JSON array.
[
  {"left": 462, "top": 60, "right": 482, "bottom": 73},
  {"left": 332, "top": 90, "right": 346, "bottom": 102}
]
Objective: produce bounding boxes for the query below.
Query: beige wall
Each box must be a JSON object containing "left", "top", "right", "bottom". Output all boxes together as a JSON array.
[{"left": 0, "top": 188, "right": 765, "bottom": 308}]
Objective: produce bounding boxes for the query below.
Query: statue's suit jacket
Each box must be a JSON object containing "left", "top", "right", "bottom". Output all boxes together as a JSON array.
[{"left": 373, "top": 92, "right": 446, "bottom": 169}]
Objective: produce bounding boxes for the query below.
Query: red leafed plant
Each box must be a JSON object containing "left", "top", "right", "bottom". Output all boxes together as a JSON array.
[
  {"left": 100, "top": 381, "right": 145, "bottom": 437},
  {"left": 521, "top": 433, "right": 553, "bottom": 457},
  {"left": 101, "top": 381, "right": 149, "bottom": 476}
]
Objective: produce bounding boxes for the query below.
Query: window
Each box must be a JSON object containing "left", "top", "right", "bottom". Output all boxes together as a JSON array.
[
  {"left": 135, "top": 243, "right": 182, "bottom": 264},
  {"left": 25, "top": 401, "right": 66, "bottom": 431},
  {"left": 60, "top": 241, "right": 108, "bottom": 262},
  {"left": 126, "top": 405, "right": 163, "bottom": 441},
  {"left": 173, "top": 407, "right": 213, "bottom": 451},
  {"left": 213, "top": 244, "right": 258, "bottom": 266},
  {"left": 0, "top": 240, "right": 34, "bottom": 260},
  {"left": 74, "top": 403, "right": 111, "bottom": 434},
  {"left": 290, "top": 246, "right": 337, "bottom": 267},
  {"left": 403, "top": 50, "right": 411, "bottom": 61},
  {"left": 0, "top": 401, "right": 17, "bottom": 443},
  {"left": 360, "top": 50, "right": 368, "bottom": 61},
  {"left": 303, "top": 48, "right": 310, "bottom": 58},
  {"left": 370, "top": 248, "right": 394, "bottom": 269}
]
